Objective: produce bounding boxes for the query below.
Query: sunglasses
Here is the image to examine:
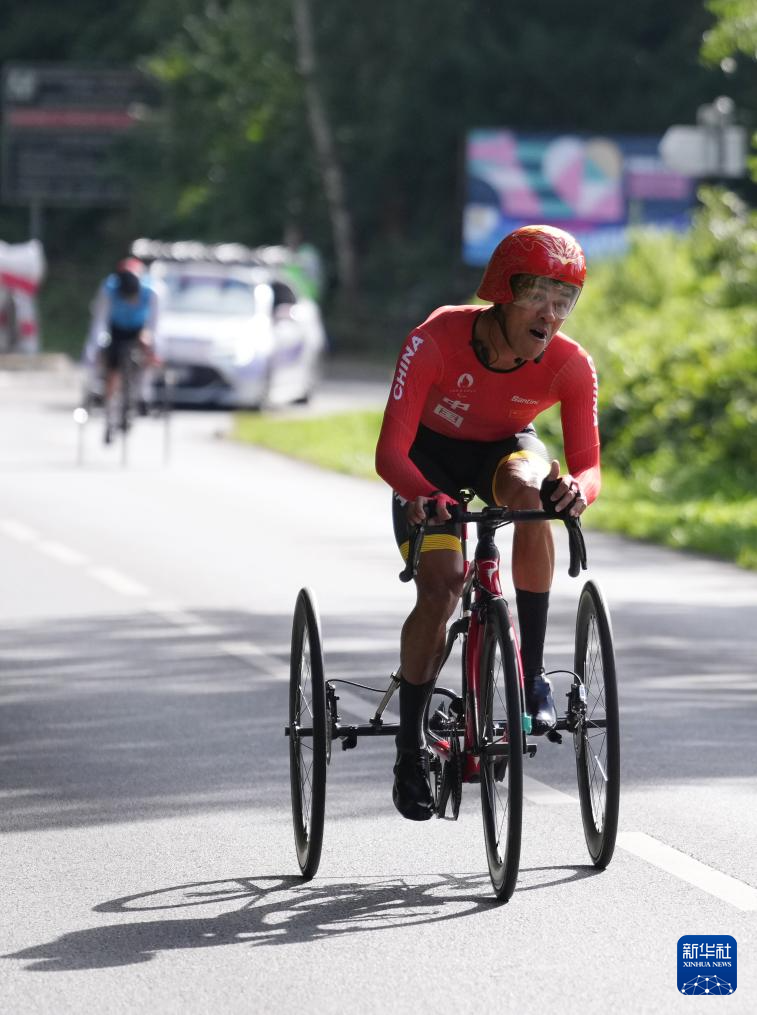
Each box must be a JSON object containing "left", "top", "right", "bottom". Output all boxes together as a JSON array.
[{"left": 510, "top": 274, "right": 581, "bottom": 318}]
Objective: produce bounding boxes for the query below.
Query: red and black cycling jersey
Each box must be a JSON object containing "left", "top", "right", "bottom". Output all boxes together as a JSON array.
[{"left": 375, "top": 304, "right": 600, "bottom": 503}]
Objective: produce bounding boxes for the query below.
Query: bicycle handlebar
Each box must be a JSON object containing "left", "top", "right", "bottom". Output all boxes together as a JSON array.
[{"left": 398, "top": 502, "right": 587, "bottom": 584}]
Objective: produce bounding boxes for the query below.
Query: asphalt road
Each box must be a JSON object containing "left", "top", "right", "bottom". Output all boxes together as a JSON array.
[{"left": 1, "top": 362, "right": 756, "bottom": 1013}]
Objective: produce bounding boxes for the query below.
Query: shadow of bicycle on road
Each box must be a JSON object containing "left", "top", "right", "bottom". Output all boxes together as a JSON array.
[{"left": 5, "top": 865, "right": 601, "bottom": 972}]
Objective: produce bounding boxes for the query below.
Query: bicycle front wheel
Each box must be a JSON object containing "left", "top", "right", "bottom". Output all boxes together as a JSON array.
[
  {"left": 574, "top": 580, "right": 620, "bottom": 868},
  {"left": 289, "top": 587, "right": 328, "bottom": 879},
  {"left": 479, "top": 598, "right": 524, "bottom": 902},
  {"left": 120, "top": 356, "right": 132, "bottom": 434}
]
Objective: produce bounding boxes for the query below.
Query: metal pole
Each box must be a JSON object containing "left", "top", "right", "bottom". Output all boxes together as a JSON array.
[
  {"left": 121, "top": 424, "right": 129, "bottom": 468},
  {"left": 29, "top": 198, "right": 43, "bottom": 241},
  {"left": 73, "top": 407, "right": 88, "bottom": 466},
  {"left": 162, "top": 368, "right": 175, "bottom": 466}
]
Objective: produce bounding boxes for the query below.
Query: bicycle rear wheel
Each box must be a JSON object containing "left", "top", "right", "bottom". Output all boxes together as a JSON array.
[
  {"left": 289, "top": 587, "right": 328, "bottom": 879},
  {"left": 574, "top": 580, "right": 620, "bottom": 868},
  {"left": 479, "top": 598, "right": 524, "bottom": 902}
]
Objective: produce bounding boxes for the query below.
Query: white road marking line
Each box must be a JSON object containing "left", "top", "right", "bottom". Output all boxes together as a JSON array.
[
  {"left": 38, "top": 540, "right": 89, "bottom": 566},
  {"left": 617, "top": 831, "right": 757, "bottom": 911},
  {"left": 145, "top": 603, "right": 285, "bottom": 678},
  {"left": 180, "top": 624, "right": 225, "bottom": 637},
  {"left": 2, "top": 517, "right": 156, "bottom": 598},
  {"left": 145, "top": 600, "right": 183, "bottom": 614},
  {"left": 154, "top": 608, "right": 206, "bottom": 626},
  {"left": 523, "top": 775, "right": 577, "bottom": 805},
  {"left": 218, "top": 640, "right": 285, "bottom": 679},
  {"left": 0, "top": 518, "right": 38, "bottom": 542},
  {"left": 88, "top": 566, "right": 150, "bottom": 597},
  {"left": 524, "top": 780, "right": 757, "bottom": 910},
  {"left": 324, "top": 636, "right": 402, "bottom": 653},
  {"left": 145, "top": 604, "right": 224, "bottom": 637}
]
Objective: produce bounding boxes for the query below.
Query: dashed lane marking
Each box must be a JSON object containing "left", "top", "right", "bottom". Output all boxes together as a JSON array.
[
  {"left": 146, "top": 603, "right": 224, "bottom": 638},
  {"left": 38, "top": 540, "right": 89, "bottom": 566},
  {"left": 523, "top": 775, "right": 577, "bottom": 806},
  {"left": 218, "top": 640, "right": 285, "bottom": 680},
  {"left": 2, "top": 517, "right": 148, "bottom": 598},
  {"left": 0, "top": 518, "right": 38, "bottom": 542},
  {"left": 87, "top": 566, "right": 150, "bottom": 597},
  {"left": 145, "top": 605, "right": 285, "bottom": 680}
]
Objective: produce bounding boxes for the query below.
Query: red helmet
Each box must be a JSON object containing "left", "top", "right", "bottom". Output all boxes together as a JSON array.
[
  {"left": 477, "top": 225, "right": 586, "bottom": 304},
  {"left": 117, "top": 256, "right": 145, "bottom": 276}
]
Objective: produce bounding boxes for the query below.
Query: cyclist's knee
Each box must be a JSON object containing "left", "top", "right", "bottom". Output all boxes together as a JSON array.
[
  {"left": 416, "top": 586, "right": 460, "bottom": 625},
  {"left": 415, "top": 556, "right": 463, "bottom": 619},
  {"left": 494, "top": 467, "right": 543, "bottom": 510}
]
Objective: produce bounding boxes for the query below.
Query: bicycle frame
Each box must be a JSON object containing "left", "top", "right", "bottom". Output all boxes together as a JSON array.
[
  {"left": 103, "top": 343, "right": 140, "bottom": 420},
  {"left": 425, "top": 512, "right": 529, "bottom": 783}
]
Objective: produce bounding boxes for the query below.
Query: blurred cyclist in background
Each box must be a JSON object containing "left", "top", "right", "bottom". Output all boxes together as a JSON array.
[
  {"left": 375, "top": 224, "right": 601, "bottom": 821},
  {"left": 89, "top": 257, "right": 159, "bottom": 443}
]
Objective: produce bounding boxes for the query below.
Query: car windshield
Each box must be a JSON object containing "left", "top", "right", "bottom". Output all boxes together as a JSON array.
[{"left": 161, "top": 274, "right": 256, "bottom": 315}]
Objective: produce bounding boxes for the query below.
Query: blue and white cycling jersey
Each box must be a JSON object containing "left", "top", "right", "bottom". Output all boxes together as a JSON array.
[{"left": 103, "top": 274, "right": 157, "bottom": 331}]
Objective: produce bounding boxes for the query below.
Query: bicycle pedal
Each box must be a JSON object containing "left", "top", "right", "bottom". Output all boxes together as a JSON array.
[{"left": 546, "top": 728, "right": 563, "bottom": 745}]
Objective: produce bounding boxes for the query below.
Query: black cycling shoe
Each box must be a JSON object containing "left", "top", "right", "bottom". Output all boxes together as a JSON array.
[
  {"left": 392, "top": 746, "right": 434, "bottom": 821},
  {"left": 525, "top": 670, "right": 557, "bottom": 735}
]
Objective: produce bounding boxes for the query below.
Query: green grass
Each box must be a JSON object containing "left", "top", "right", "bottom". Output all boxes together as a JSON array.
[
  {"left": 233, "top": 409, "right": 383, "bottom": 480},
  {"left": 588, "top": 472, "right": 757, "bottom": 570},
  {"left": 232, "top": 409, "right": 757, "bottom": 570}
]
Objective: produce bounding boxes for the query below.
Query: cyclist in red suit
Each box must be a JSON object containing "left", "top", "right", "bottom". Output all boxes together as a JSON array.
[{"left": 375, "top": 224, "right": 600, "bottom": 821}]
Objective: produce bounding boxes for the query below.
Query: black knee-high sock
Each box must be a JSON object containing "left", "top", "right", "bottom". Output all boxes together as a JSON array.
[
  {"left": 515, "top": 589, "right": 550, "bottom": 679},
  {"left": 397, "top": 678, "right": 434, "bottom": 749}
]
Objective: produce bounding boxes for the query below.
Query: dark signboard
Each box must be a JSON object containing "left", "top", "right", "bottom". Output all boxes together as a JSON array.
[{"left": 1, "top": 63, "right": 158, "bottom": 205}]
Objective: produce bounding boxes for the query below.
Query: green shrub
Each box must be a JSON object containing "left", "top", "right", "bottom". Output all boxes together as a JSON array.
[{"left": 567, "top": 190, "right": 757, "bottom": 499}]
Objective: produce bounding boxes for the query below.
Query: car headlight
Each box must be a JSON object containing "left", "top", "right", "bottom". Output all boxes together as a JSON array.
[{"left": 234, "top": 336, "right": 257, "bottom": 365}]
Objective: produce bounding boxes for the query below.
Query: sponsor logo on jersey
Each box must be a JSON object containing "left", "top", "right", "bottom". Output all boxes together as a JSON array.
[
  {"left": 392, "top": 334, "right": 424, "bottom": 400},
  {"left": 511, "top": 395, "right": 538, "bottom": 405},
  {"left": 456, "top": 373, "right": 474, "bottom": 389},
  {"left": 433, "top": 396, "right": 471, "bottom": 429}
]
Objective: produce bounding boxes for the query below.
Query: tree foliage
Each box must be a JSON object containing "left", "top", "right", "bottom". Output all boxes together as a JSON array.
[
  {"left": 0, "top": 0, "right": 755, "bottom": 342},
  {"left": 562, "top": 190, "right": 757, "bottom": 497},
  {"left": 701, "top": 0, "right": 757, "bottom": 64}
]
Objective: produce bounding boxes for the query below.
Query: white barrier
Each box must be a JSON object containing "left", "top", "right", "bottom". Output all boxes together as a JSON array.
[{"left": 0, "top": 239, "right": 46, "bottom": 354}]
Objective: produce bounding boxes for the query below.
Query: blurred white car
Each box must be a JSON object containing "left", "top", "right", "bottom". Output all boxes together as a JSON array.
[{"left": 82, "top": 240, "right": 327, "bottom": 409}]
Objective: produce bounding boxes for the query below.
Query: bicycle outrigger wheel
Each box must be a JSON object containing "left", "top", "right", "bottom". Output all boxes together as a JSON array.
[
  {"left": 288, "top": 587, "right": 328, "bottom": 879},
  {"left": 573, "top": 580, "right": 620, "bottom": 868}
]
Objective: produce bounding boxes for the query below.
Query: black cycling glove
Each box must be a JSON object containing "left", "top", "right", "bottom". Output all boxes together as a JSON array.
[{"left": 540, "top": 475, "right": 578, "bottom": 518}]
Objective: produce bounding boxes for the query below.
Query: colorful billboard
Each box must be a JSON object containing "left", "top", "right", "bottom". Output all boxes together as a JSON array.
[{"left": 464, "top": 130, "right": 696, "bottom": 264}]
